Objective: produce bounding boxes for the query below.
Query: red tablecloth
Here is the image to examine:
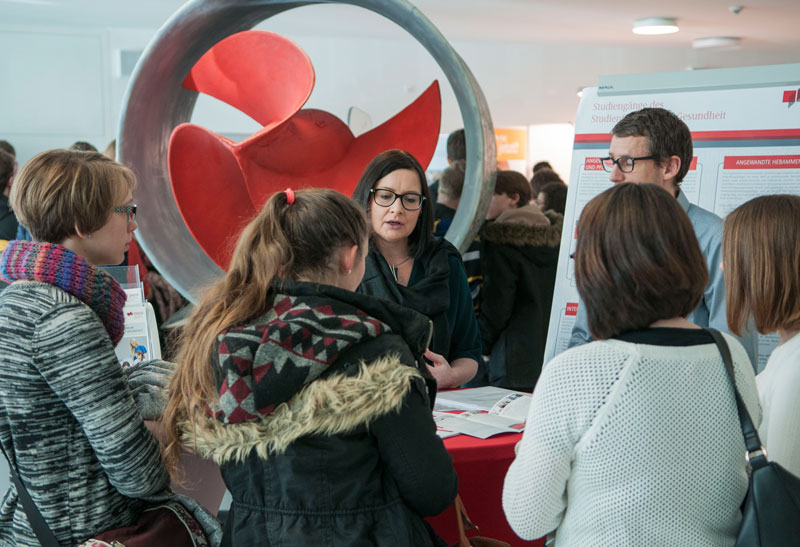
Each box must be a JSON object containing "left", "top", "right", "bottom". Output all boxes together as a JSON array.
[{"left": 426, "top": 432, "right": 544, "bottom": 546}]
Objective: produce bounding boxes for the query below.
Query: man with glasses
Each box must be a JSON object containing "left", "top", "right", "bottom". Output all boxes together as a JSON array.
[{"left": 567, "top": 107, "right": 758, "bottom": 369}]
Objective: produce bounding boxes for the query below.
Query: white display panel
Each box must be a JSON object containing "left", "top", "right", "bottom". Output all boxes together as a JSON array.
[{"left": 544, "top": 72, "right": 800, "bottom": 370}]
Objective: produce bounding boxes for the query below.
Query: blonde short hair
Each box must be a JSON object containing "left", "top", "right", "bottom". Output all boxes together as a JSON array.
[
  {"left": 10, "top": 149, "right": 135, "bottom": 243},
  {"left": 723, "top": 194, "right": 800, "bottom": 336}
]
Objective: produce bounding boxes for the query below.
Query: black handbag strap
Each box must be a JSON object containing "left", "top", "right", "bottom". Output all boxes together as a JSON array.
[
  {"left": 704, "top": 328, "right": 768, "bottom": 469},
  {"left": 0, "top": 443, "right": 60, "bottom": 547}
]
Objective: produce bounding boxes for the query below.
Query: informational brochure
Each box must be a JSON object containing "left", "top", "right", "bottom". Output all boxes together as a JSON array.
[
  {"left": 433, "top": 387, "right": 532, "bottom": 439},
  {"left": 433, "top": 410, "right": 525, "bottom": 440},
  {"left": 100, "top": 265, "right": 158, "bottom": 367}
]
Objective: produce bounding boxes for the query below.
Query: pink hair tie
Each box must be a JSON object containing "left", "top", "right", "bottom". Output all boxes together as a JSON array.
[{"left": 284, "top": 188, "right": 295, "bottom": 205}]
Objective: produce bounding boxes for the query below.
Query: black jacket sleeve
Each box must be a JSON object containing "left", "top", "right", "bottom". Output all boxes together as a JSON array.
[
  {"left": 478, "top": 242, "right": 519, "bottom": 352},
  {"left": 370, "top": 376, "right": 458, "bottom": 516}
]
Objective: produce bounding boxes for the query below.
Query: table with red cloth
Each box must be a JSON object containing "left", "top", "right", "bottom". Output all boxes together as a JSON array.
[{"left": 426, "top": 431, "right": 545, "bottom": 547}]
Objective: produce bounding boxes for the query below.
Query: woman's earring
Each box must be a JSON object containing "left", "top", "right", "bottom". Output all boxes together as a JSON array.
[
  {"left": 87, "top": 234, "right": 92, "bottom": 239},
  {"left": 347, "top": 268, "right": 352, "bottom": 275}
]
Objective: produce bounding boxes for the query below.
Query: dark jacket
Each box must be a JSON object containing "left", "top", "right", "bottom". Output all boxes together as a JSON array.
[
  {"left": 186, "top": 281, "right": 457, "bottom": 547},
  {"left": 479, "top": 208, "right": 563, "bottom": 390},
  {"left": 0, "top": 196, "right": 18, "bottom": 241},
  {"left": 358, "top": 238, "right": 482, "bottom": 366}
]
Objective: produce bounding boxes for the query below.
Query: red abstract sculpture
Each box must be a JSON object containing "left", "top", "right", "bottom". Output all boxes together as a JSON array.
[{"left": 168, "top": 30, "right": 441, "bottom": 270}]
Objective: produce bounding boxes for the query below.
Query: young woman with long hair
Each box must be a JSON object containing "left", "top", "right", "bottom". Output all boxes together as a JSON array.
[{"left": 162, "top": 188, "right": 457, "bottom": 546}]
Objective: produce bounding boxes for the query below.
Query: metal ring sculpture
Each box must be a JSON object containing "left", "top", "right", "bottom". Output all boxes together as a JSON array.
[{"left": 120, "top": 0, "right": 496, "bottom": 302}]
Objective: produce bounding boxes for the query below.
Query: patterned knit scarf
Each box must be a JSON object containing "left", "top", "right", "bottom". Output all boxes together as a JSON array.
[{"left": 0, "top": 240, "right": 127, "bottom": 345}]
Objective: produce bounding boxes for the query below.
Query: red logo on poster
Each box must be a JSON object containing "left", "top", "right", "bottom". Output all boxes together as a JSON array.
[{"left": 782, "top": 89, "right": 799, "bottom": 108}]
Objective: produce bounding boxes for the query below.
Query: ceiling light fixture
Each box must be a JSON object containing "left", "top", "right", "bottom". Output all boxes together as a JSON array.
[
  {"left": 633, "top": 17, "right": 679, "bottom": 35},
  {"left": 692, "top": 36, "right": 742, "bottom": 49}
]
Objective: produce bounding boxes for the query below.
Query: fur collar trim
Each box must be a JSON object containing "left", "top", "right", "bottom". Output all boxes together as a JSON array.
[
  {"left": 183, "top": 354, "right": 421, "bottom": 464},
  {"left": 482, "top": 210, "right": 564, "bottom": 248}
]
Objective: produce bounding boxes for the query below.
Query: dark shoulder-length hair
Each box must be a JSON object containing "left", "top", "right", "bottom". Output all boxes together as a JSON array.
[
  {"left": 575, "top": 182, "right": 707, "bottom": 339},
  {"left": 352, "top": 149, "right": 434, "bottom": 258}
]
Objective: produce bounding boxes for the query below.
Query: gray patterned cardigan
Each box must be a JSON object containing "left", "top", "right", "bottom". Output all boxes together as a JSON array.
[{"left": 0, "top": 282, "right": 169, "bottom": 546}]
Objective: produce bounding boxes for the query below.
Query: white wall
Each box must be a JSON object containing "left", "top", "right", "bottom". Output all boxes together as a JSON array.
[{"left": 4, "top": 14, "right": 799, "bottom": 166}]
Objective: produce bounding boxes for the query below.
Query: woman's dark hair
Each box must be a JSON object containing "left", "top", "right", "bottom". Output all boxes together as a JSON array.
[
  {"left": 530, "top": 168, "right": 563, "bottom": 196},
  {"left": 539, "top": 182, "right": 568, "bottom": 214},
  {"left": 575, "top": 183, "right": 706, "bottom": 339},
  {"left": 352, "top": 149, "right": 434, "bottom": 258}
]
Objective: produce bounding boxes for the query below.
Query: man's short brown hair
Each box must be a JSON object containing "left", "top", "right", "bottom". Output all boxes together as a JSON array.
[
  {"left": 495, "top": 170, "right": 531, "bottom": 207},
  {"left": 723, "top": 194, "right": 800, "bottom": 336},
  {"left": 10, "top": 149, "right": 135, "bottom": 243},
  {"left": 612, "top": 107, "right": 693, "bottom": 185},
  {"left": 439, "top": 159, "right": 466, "bottom": 201},
  {"left": 575, "top": 183, "right": 706, "bottom": 339}
]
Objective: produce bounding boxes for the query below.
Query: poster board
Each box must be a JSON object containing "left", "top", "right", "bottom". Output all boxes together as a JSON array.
[{"left": 543, "top": 64, "right": 800, "bottom": 371}]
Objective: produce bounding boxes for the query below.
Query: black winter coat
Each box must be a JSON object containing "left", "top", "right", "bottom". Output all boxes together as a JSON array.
[
  {"left": 185, "top": 281, "right": 457, "bottom": 547},
  {"left": 479, "top": 210, "right": 563, "bottom": 390}
]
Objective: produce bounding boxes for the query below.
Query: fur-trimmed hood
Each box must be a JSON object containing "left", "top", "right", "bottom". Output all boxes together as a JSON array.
[
  {"left": 183, "top": 353, "right": 421, "bottom": 465},
  {"left": 481, "top": 209, "right": 563, "bottom": 248}
]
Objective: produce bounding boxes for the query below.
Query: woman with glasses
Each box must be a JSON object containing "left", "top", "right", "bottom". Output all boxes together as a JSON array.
[
  {"left": 0, "top": 149, "right": 218, "bottom": 545},
  {"left": 723, "top": 194, "right": 800, "bottom": 477},
  {"left": 352, "top": 149, "right": 481, "bottom": 388}
]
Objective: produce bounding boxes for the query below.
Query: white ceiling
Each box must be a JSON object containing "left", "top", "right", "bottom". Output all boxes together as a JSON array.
[
  {"left": 2, "top": 0, "right": 798, "bottom": 127},
  {"left": 3, "top": 0, "right": 800, "bottom": 51}
]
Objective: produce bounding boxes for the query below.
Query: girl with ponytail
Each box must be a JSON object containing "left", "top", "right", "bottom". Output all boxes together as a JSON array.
[{"left": 162, "top": 188, "right": 457, "bottom": 546}]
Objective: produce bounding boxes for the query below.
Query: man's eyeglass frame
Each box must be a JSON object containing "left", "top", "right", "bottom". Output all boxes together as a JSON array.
[{"left": 600, "top": 155, "right": 657, "bottom": 173}]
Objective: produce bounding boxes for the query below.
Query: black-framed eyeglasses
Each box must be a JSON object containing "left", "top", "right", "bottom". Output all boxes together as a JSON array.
[
  {"left": 370, "top": 188, "right": 425, "bottom": 211},
  {"left": 600, "top": 155, "right": 657, "bottom": 173},
  {"left": 114, "top": 204, "right": 137, "bottom": 223}
]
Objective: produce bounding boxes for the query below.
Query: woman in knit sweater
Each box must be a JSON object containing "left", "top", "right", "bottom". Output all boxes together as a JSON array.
[
  {"left": 723, "top": 195, "right": 800, "bottom": 477},
  {"left": 0, "top": 150, "right": 175, "bottom": 545},
  {"left": 503, "top": 183, "right": 760, "bottom": 546}
]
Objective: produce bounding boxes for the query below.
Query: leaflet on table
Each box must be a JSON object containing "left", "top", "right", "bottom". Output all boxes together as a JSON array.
[
  {"left": 434, "top": 386, "right": 532, "bottom": 418},
  {"left": 433, "top": 410, "right": 525, "bottom": 439}
]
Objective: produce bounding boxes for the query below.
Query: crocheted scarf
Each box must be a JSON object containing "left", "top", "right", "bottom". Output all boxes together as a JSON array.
[{"left": 0, "top": 240, "right": 127, "bottom": 345}]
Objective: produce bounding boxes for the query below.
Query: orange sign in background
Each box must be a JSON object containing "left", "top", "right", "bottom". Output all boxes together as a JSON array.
[{"left": 495, "top": 127, "right": 527, "bottom": 161}]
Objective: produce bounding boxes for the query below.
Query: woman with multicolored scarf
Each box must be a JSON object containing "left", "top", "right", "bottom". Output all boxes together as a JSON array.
[
  {"left": 162, "top": 188, "right": 457, "bottom": 546},
  {"left": 0, "top": 149, "right": 220, "bottom": 545}
]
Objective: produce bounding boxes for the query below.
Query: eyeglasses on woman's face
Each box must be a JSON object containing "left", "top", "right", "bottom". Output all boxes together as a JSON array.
[
  {"left": 114, "top": 204, "right": 137, "bottom": 223},
  {"left": 370, "top": 188, "right": 425, "bottom": 211}
]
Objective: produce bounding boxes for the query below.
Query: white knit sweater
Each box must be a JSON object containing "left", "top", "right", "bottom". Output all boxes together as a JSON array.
[
  {"left": 503, "top": 334, "right": 760, "bottom": 546},
  {"left": 756, "top": 332, "right": 800, "bottom": 477}
]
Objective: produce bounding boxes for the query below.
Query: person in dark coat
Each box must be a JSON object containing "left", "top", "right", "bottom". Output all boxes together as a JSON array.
[
  {"left": 352, "top": 149, "right": 482, "bottom": 388},
  {"left": 480, "top": 170, "right": 563, "bottom": 391},
  {"left": 162, "top": 188, "right": 458, "bottom": 547}
]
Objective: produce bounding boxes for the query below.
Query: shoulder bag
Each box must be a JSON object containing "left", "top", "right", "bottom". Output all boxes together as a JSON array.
[
  {"left": 450, "top": 494, "right": 510, "bottom": 547},
  {"left": 705, "top": 328, "right": 800, "bottom": 547},
  {"left": 0, "top": 444, "right": 207, "bottom": 547}
]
